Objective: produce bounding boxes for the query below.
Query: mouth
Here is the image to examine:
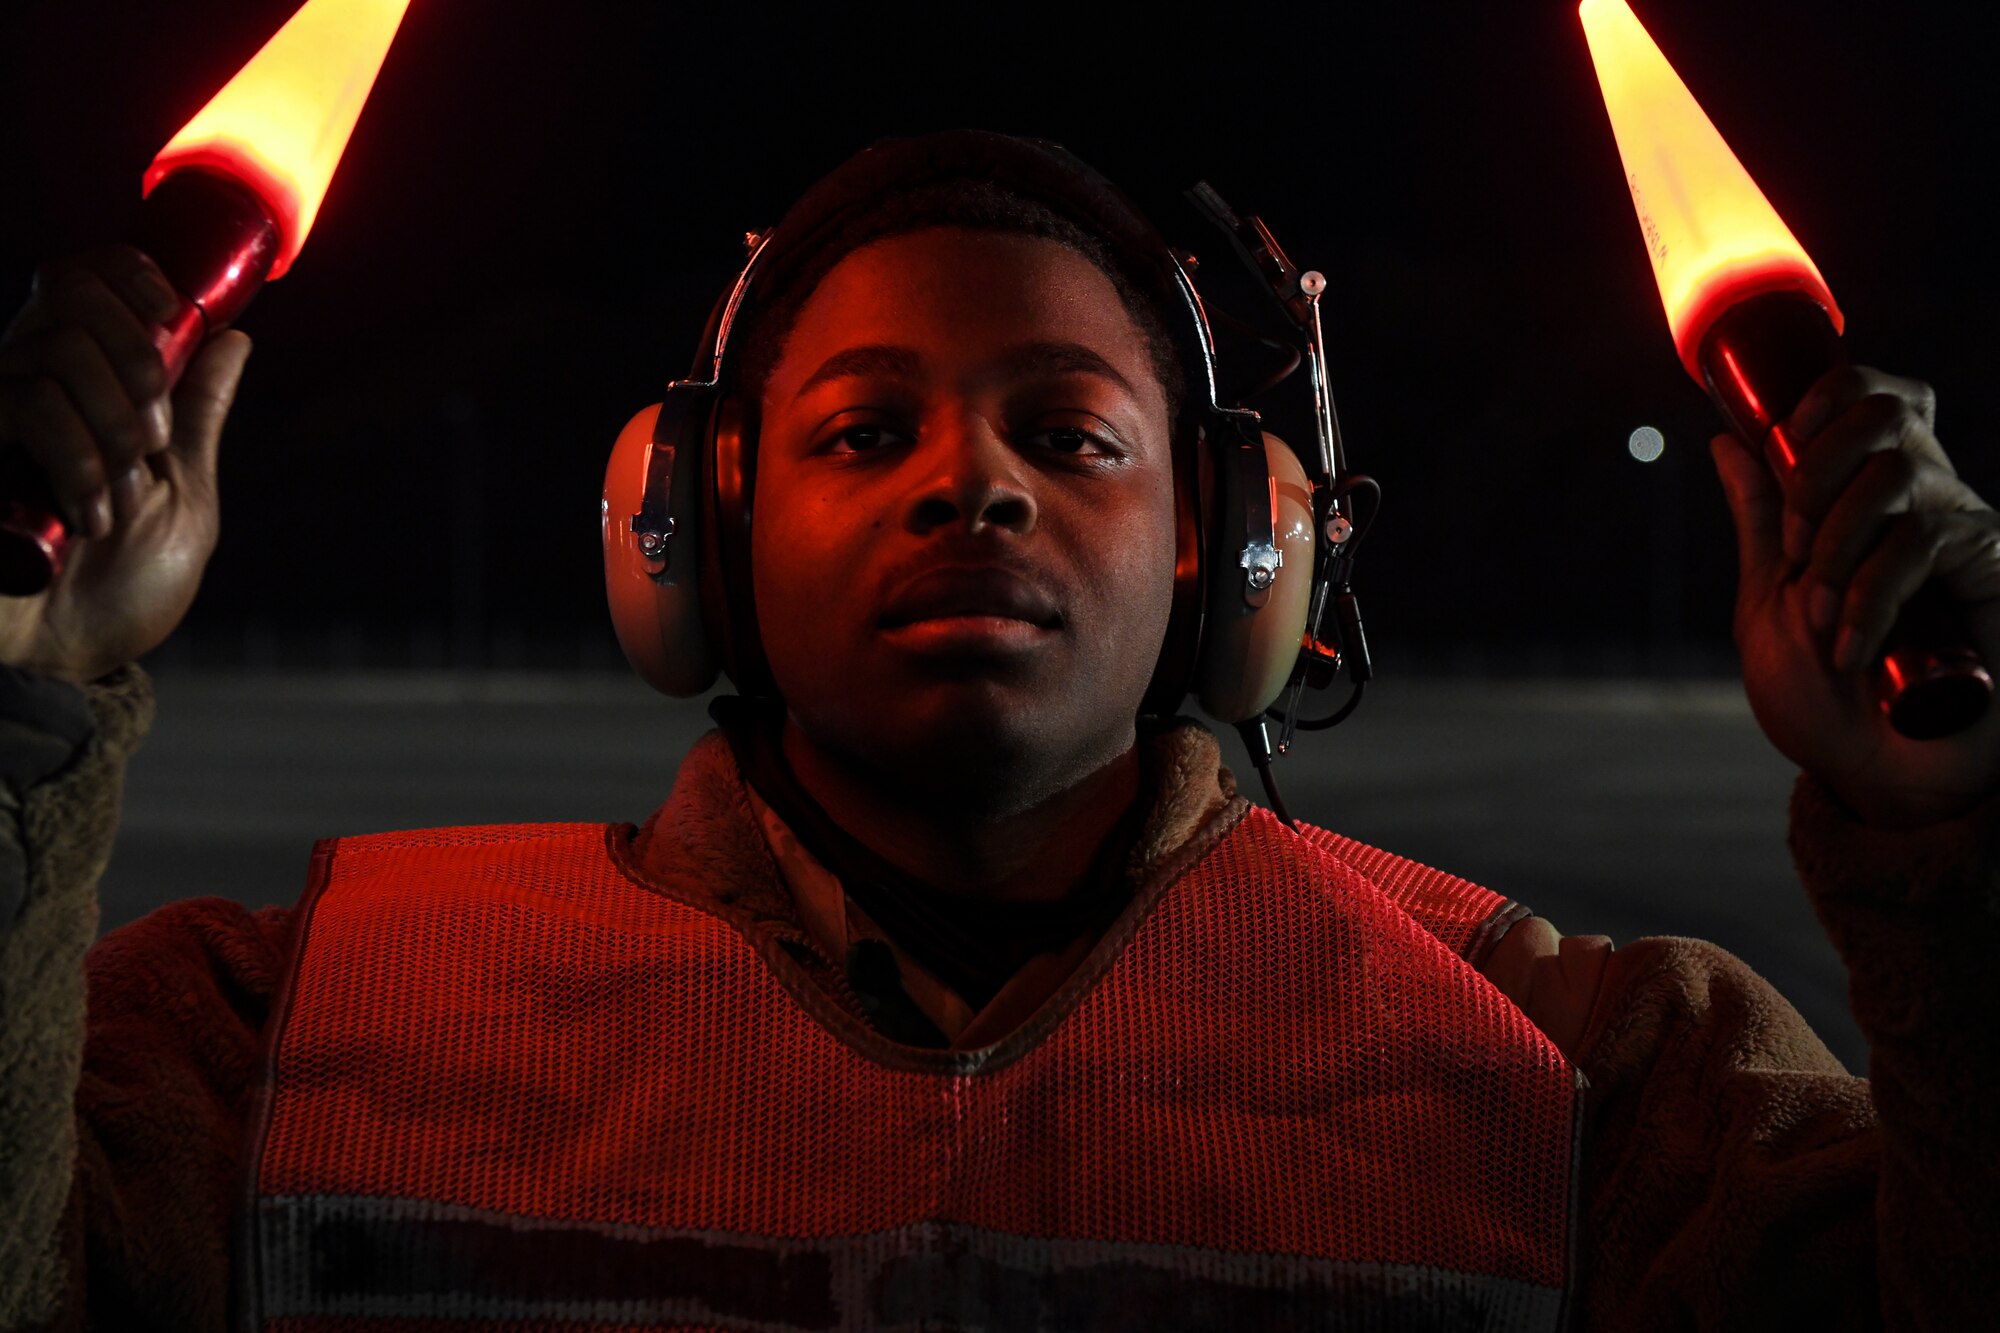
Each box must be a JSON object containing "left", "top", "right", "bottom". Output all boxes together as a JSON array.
[
  {"left": 877, "top": 566, "right": 1063, "bottom": 631},
  {"left": 876, "top": 565, "right": 1063, "bottom": 656}
]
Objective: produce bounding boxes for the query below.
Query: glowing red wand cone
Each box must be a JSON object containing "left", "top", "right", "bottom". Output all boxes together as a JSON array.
[
  {"left": 0, "top": 0, "right": 412, "bottom": 596},
  {"left": 1580, "top": 0, "right": 1991, "bottom": 739}
]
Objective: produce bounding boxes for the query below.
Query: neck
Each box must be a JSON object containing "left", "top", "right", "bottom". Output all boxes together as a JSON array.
[{"left": 779, "top": 718, "right": 1143, "bottom": 905}]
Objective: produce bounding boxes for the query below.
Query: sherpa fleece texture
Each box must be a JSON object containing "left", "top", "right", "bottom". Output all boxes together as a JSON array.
[{"left": 2, "top": 664, "right": 1995, "bottom": 1330}]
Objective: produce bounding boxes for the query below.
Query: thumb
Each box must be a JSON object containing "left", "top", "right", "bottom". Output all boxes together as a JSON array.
[
  {"left": 168, "top": 330, "right": 252, "bottom": 495},
  {"left": 1709, "top": 430, "right": 1786, "bottom": 591}
]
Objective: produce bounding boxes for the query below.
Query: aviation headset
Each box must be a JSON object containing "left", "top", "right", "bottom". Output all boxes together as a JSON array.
[{"left": 600, "top": 132, "right": 1374, "bottom": 812}]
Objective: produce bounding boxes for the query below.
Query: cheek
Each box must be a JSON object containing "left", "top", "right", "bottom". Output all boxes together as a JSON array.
[
  {"left": 749, "top": 479, "right": 811, "bottom": 675},
  {"left": 750, "top": 474, "right": 877, "bottom": 682},
  {"left": 1142, "top": 473, "right": 1183, "bottom": 638},
  {"left": 752, "top": 456, "right": 826, "bottom": 576},
  {"left": 1090, "top": 469, "right": 1182, "bottom": 655}
]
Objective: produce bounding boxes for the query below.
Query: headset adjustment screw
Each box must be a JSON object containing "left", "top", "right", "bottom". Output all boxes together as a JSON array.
[{"left": 1241, "top": 542, "right": 1281, "bottom": 592}]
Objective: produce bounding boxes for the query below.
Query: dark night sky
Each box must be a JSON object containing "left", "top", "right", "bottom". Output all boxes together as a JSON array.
[{"left": 1, "top": 0, "right": 1992, "bottom": 673}]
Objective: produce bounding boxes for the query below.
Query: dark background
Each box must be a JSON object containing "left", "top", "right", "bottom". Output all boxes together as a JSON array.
[{"left": 3, "top": 0, "right": 1991, "bottom": 674}]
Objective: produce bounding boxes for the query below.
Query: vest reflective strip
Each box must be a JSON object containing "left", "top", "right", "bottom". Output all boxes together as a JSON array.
[{"left": 253, "top": 1193, "right": 1566, "bottom": 1332}]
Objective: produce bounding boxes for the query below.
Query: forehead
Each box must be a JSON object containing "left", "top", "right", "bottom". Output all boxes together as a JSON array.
[{"left": 764, "top": 228, "right": 1161, "bottom": 402}]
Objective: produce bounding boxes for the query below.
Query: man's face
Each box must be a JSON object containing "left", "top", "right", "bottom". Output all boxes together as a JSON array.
[{"left": 752, "top": 228, "right": 1178, "bottom": 813}]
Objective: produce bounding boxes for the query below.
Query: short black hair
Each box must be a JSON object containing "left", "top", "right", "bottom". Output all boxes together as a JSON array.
[{"left": 731, "top": 176, "right": 1188, "bottom": 424}]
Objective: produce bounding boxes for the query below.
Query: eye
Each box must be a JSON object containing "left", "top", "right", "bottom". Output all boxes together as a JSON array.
[
  {"left": 1025, "top": 424, "right": 1122, "bottom": 459},
  {"left": 820, "top": 424, "right": 908, "bottom": 455}
]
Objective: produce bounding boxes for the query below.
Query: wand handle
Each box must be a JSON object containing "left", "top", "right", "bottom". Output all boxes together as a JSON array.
[
  {"left": 1699, "top": 292, "right": 1993, "bottom": 739},
  {"left": 0, "top": 171, "right": 277, "bottom": 596}
]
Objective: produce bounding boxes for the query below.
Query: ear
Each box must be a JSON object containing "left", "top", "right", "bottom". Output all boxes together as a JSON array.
[
  {"left": 602, "top": 401, "right": 719, "bottom": 696},
  {"left": 1195, "top": 432, "right": 1315, "bottom": 723}
]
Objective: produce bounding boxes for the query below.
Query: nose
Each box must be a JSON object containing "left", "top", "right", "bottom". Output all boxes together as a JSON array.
[{"left": 905, "top": 414, "right": 1037, "bottom": 537}]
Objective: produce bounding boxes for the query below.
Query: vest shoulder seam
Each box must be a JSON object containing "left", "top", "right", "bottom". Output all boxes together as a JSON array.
[{"left": 1287, "top": 823, "right": 1526, "bottom": 963}]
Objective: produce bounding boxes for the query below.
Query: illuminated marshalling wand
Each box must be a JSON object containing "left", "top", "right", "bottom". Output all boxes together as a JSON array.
[
  {"left": 1580, "top": 0, "right": 1991, "bottom": 740},
  {"left": 0, "top": 0, "right": 412, "bottom": 595}
]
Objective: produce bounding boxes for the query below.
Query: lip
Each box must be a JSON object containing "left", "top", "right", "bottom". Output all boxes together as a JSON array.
[
  {"left": 877, "top": 565, "right": 1063, "bottom": 631},
  {"left": 878, "top": 614, "right": 1058, "bottom": 656}
]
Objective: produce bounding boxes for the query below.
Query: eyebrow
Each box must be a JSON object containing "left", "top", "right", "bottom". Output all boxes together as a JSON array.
[
  {"left": 794, "top": 344, "right": 923, "bottom": 399},
  {"left": 999, "top": 341, "right": 1135, "bottom": 394},
  {"left": 792, "top": 340, "right": 1135, "bottom": 401}
]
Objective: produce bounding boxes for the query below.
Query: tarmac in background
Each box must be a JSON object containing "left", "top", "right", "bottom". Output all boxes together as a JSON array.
[{"left": 101, "top": 669, "right": 1862, "bottom": 1073}]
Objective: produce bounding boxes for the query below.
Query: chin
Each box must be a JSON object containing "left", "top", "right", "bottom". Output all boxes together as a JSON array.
[{"left": 793, "top": 674, "right": 1121, "bottom": 818}]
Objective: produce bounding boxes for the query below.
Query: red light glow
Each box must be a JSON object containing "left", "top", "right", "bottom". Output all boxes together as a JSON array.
[
  {"left": 143, "top": 0, "right": 412, "bottom": 279},
  {"left": 1579, "top": 0, "right": 1844, "bottom": 380},
  {"left": 1882, "top": 655, "right": 1908, "bottom": 693},
  {"left": 1716, "top": 346, "right": 1767, "bottom": 423},
  {"left": 1764, "top": 424, "right": 1798, "bottom": 471}
]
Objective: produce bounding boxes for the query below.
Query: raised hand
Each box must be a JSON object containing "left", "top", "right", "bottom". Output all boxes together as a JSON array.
[
  {"left": 0, "top": 247, "right": 250, "bottom": 684},
  {"left": 1712, "top": 366, "right": 2000, "bottom": 828}
]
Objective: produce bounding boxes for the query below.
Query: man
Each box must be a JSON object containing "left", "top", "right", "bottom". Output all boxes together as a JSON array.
[{"left": 0, "top": 131, "right": 1995, "bottom": 1330}]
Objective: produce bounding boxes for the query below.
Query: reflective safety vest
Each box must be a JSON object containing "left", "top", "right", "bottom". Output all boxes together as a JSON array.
[{"left": 239, "top": 804, "right": 1583, "bottom": 1332}]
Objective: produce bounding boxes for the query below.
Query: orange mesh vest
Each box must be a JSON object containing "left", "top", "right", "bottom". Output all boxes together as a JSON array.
[{"left": 239, "top": 803, "right": 1582, "bottom": 1331}]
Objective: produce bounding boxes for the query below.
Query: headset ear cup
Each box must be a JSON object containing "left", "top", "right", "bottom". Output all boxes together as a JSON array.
[
  {"left": 1195, "top": 432, "right": 1316, "bottom": 724},
  {"left": 601, "top": 401, "right": 719, "bottom": 696}
]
